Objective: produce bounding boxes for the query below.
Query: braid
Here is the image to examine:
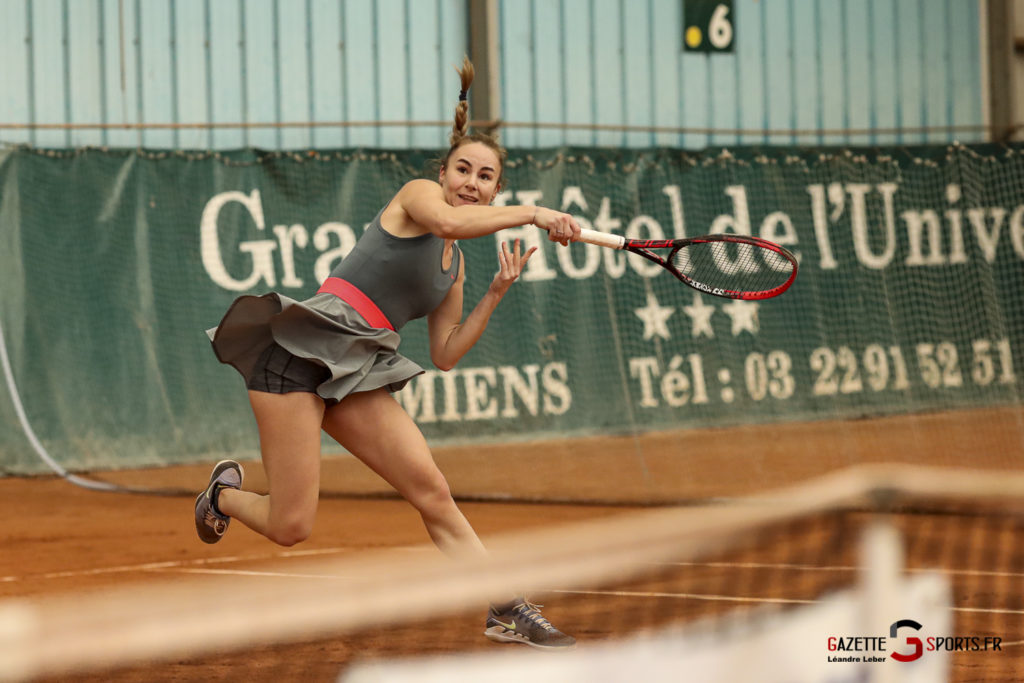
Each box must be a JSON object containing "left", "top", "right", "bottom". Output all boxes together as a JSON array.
[
  {"left": 450, "top": 55, "right": 475, "bottom": 147},
  {"left": 438, "top": 55, "right": 507, "bottom": 189}
]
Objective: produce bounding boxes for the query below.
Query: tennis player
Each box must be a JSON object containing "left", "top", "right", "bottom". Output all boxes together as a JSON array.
[{"left": 195, "top": 57, "right": 581, "bottom": 649}]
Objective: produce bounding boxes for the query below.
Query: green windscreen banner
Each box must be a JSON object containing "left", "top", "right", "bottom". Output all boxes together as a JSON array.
[{"left": 1, "top": 144, "right": 1022, "bottom": 473}]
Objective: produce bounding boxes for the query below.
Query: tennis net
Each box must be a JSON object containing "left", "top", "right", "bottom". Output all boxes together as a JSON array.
[{"left": 2, "top": 464, "right": 1022, "bottom": 682}]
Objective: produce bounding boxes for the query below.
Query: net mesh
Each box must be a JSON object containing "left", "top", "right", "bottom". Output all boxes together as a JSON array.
[
  {"left": 2, "top": 465, "right": 1022, "bottom": 682},
  {"left": 1, "top": 143, "right": 1022, "bottom": 504}
]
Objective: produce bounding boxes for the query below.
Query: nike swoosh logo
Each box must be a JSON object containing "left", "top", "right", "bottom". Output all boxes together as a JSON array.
[{"left": 493, "top": 619, "right": 516, "bottom": 631}]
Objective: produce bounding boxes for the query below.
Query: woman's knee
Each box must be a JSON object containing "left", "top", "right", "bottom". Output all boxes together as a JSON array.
[
  {"left": 407, "top": 472, "right": 456, "bottom": 518},
  {"left": 266, "top": 510, "right": 316, "bottom": 547}
]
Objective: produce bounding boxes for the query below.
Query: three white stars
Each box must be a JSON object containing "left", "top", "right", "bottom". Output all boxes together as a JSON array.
[{"left": 634, "top": 292, "right": 761, "bottom": 340}]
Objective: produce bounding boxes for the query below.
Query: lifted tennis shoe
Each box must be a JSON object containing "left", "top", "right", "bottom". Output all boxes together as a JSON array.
[
  {"left": 194, "top": 460, "right": 243, "bottom": 544},
  {"left": 484, "top": 598, "right": 576, "bottom": 649}
]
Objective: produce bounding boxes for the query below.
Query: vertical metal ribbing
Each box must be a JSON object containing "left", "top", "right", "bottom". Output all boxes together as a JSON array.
[
  {"left": 917, "top": 0, "right": 926, "bottom": 141},
  {"left": 306, "top": 0, "right": 315, "bottom": 147},
  {"left": 944, "top": 0, "right": 953, "bottom": 138},
  {"left": 703, "top": 12, "right": 715, "bottom": 146},
  {"left": 203, "top": 0, "right": 212, "bottom": 146},
  {"left": 61, "top": 0, "right": 71, "bottom": 147},
  {"left": 169, "top": 0, "right": 179, "bottom": 149},
  {"left": 25, "top": 0, "right": 36, "bottom": 147},
  {"left": 371, "top": 0, "right": 380, "bottom": 146},
  {"left": 968, "top": 1, "right": 984, "bottom": 140},
  {"left": 840, "top": 0, "right": 849, "bottom": 143},
  {"left": 734, "top": 0, "right": 742, "bottom": 146},
  {"left": 560, "top": 0, "right": 568, "bottom": 140},
  {"left": 339, "top": 0, "right": 347, "bottom": 147},
  {"left": 273, "top": 0, "right": 282, "bottom": 149},
  {"left": 646, "top": 0, "right": 654, "bottom": 148},
  {"left": 403, "top": 0, "right": 411, "bottom": 148},
  {"left": 237, "top": 0, "right": 247, "bottom": 148},
  {"left": 790, "top": 0, "right": 798, "bottom": 145},
  {"left": 892, "top": 0, "right": 902, "bottom": 143},
  {"left": 439, "top": 0, "right": 447, "bottom": 136},
  {"left": 590, "top": 0, "right": 598, "bottom": 146},
  {"left": 620, "top": 0, "right": 630, "bottom": 150},
  {"left": 759, "top": 0, "right": 769, "bottom": 145},
  {"left": 867, "top": 0, "right": 877, "bottom": 145},
  {"left": 813, "top": 0, "right": 823, "bottom": 145},
  {"left": 134, "top": 0, "right": 143, "bottom": 147},
  {"left": 118, "top": 0, "right": 127, "bottom": 128},
  {"left": 98, "top": 0, "right": 108, "bottom": 146},
  {"left": 529, "top": 0, "right": 538, "bottom": 147}
]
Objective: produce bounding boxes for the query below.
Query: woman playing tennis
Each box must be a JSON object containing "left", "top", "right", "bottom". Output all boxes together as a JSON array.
[{"left": 195, "top": 57, "right": 581, "bottom": 649}]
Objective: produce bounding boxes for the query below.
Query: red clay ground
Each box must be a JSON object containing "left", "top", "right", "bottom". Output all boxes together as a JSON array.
[{"left": 1, "top": 407, "right": 1022, "bottom": 681}]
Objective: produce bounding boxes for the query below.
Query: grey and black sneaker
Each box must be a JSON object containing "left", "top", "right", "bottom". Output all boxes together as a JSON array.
[
  {"left": 484, "top": 598, "right": 576, "bottom": 649},
  {"left": 194, "top": 460, "right": 243, "bottom": 544}
]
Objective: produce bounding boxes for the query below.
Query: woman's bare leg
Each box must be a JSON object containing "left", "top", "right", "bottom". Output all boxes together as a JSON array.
[
  {"left": 216, "top": 390, "right": 325, "bottom": 546},
  {"left": 319, "top": 387, "right": 575, "bottom": 646},
  {"left": 321, "top": 387, "right": 486, "bottom": 559}
]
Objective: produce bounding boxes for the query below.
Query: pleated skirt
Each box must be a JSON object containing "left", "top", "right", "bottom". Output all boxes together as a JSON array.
[{"left": 207, "top": 291, "right": 424, "bottom": 404}]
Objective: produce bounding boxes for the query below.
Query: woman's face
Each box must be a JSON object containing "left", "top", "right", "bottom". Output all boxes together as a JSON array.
[{"left": 439, "top": 142, "right": 502, "bottom": 207}]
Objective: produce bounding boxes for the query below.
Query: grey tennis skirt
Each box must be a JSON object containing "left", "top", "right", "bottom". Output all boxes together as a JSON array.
[{"left": 207, "top": 291, "right": 424, "bottom": 404}]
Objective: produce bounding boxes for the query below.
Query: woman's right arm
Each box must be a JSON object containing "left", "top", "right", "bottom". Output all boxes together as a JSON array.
[{"left": 394, "top": 179, "right": 581, "bottom": 244}]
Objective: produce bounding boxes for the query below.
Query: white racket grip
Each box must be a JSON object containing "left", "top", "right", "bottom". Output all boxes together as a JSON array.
[{"left": 577, "top": 228, "right": 626, "bottom": 249}]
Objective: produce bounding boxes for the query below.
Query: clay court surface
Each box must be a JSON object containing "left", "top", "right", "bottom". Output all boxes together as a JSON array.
[{"left": 2, "top": 407, "right": 1022, "bottom": 681}]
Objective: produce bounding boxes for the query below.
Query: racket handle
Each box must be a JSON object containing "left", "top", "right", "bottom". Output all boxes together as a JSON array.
[{"left": 577, "top": 228, "right": 626, "bottom": 249}]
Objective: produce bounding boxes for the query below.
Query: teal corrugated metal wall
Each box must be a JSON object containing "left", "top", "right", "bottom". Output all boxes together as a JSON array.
[
  {"left": 0, "top": 0, "right": 985, "bottom": 150},
  {"left": 498, "top": 0, "right": 985, "bottom": 148},
  {"left": 0, "top": 0, "right": 468, "bottom": 149}
]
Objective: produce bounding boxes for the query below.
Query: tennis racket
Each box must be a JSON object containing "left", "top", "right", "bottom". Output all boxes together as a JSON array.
[{"left": 574, "top": 229, "right": 798, "bottom": 300}]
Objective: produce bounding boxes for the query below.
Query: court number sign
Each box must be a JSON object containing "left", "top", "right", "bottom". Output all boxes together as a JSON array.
[{"left": 684, "top": 0, "right": 734, "bottom": 53}]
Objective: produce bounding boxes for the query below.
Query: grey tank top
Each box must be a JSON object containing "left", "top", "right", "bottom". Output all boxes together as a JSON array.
[{"left": 327, "top": 208, "right": 461, "bottom": 331}]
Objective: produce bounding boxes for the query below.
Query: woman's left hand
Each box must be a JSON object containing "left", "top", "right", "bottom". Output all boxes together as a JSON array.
[{"left": 490, "top": 238, "right": 537, "bottom": 296}]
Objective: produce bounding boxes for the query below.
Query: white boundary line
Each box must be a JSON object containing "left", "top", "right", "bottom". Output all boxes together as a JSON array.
[
  {"left": 7, "top": 553, "right": 1024, "bottom": 621},
  {"left": 0, "top": 547, "right": 352, "bottom": 583},
  {"left": 550, "top": 588, "right": 815, "bottom": 606},
  {"left": 0, "top": 545, "right": 432, "bottom": 584},
  {"left": 173, "top": 569, "right": 355, "bottom": 580},
  {"left": 549, "top": 589, "right": 1024, "bottom": 618},
  {"left": 664, "top": 560, "right": 1024, "bottom": 580}
]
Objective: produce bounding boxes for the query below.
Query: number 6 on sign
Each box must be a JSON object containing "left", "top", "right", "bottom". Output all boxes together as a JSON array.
[
  {"left": 684, "top": 0, "right": 734, "bottom": 53},
  {"left": 571, "top": 228, "right": 798, "bottom": 300}
]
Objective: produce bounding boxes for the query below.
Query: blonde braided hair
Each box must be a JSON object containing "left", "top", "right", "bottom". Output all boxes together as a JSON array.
[
  {"left": 450, "top": 56, "right": 474, "bottom": 147},
  {"left": 441, "top": 55, "right": 507, "bottom": 189}
]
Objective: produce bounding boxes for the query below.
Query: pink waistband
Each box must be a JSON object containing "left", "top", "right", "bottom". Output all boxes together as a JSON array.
[{"left": 316, "top": 277, "right": 395, "bottom": 331}]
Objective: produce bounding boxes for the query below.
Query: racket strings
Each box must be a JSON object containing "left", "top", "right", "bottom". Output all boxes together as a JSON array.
[{"left": 673, "top": 241, "right": 794, "bottom": 294}]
